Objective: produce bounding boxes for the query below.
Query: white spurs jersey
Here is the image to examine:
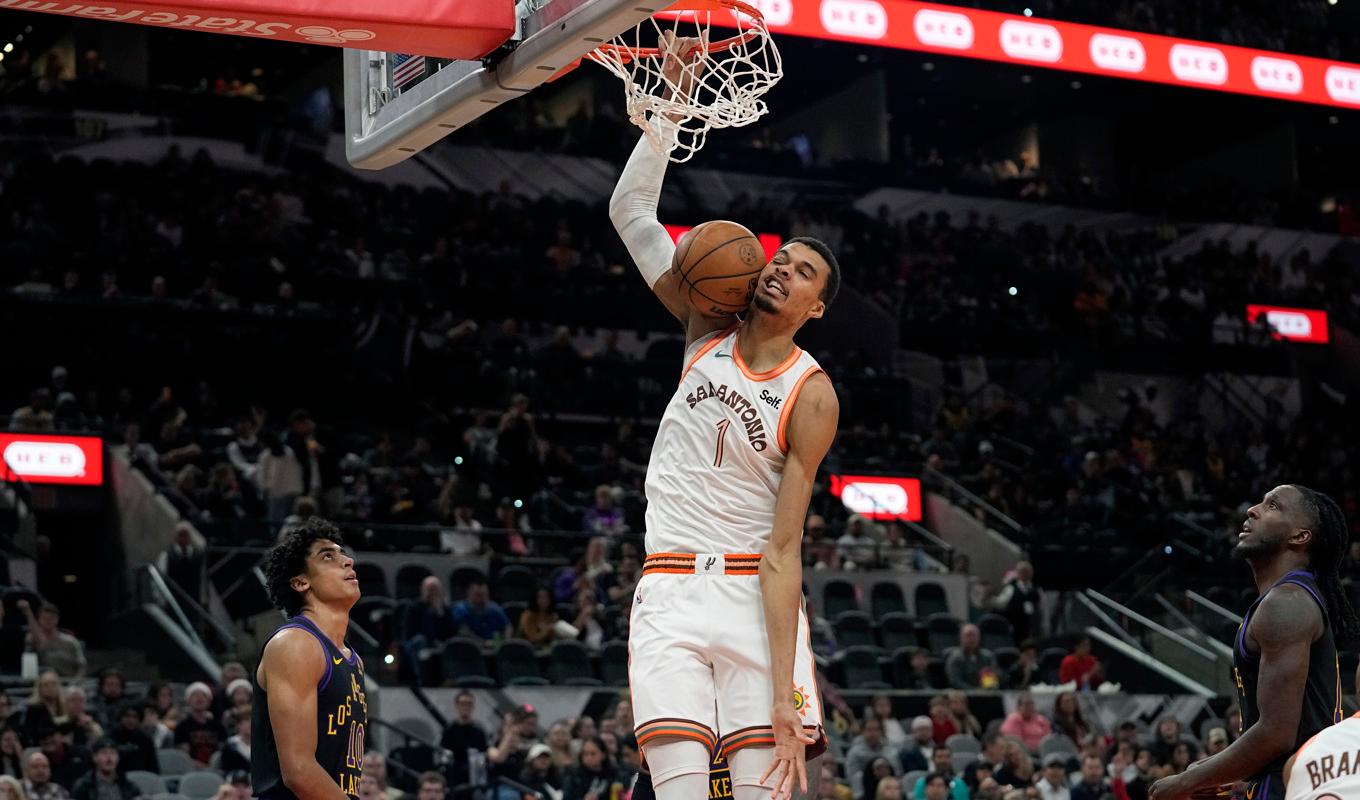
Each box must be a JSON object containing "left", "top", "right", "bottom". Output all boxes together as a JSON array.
[
  {"left": 644, "top": 324, "right": 824, "bottom": 555},
  {"left": 1287, "top": 714, "right": 1360, "bottom": 800}
]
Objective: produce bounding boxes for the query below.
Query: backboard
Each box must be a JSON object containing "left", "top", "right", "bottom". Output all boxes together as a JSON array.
[{"left": 343, "top": 0, "right": 672, "bottom": 170}]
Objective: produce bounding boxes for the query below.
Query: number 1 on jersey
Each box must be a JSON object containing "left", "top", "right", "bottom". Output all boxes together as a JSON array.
[{"left": 713, "top": 418, "right": 732, "bottom": 467}]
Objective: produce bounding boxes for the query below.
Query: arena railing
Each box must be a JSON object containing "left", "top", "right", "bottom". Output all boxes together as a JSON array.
[{"left": 922, "top": 464, "right": 1026, "bottom": 541}]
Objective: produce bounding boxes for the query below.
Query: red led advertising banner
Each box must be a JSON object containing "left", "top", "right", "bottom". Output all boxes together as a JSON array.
[
  {"left": 830, "top": 474, "right": 923, "bottom": 521},
  {"left": 663, "top": 224, "right": 784, "bottom": 261},
  {"left": 0, "top": 433, "right": 104, "bottom": 486},
  {"left": 1245, "top": 304, "right": 1330, "bottom": 344},
  {"left": 674, "top": 1, "right": 1360, "bottom": 109}
]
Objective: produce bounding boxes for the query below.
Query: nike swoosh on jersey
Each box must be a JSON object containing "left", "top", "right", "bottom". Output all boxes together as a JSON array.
[
  {"left": 332, "top": 656, "right": 344, "bottom": 664},
  {"left": 713, "top": 351, "right": 731, "bottom": 358}
]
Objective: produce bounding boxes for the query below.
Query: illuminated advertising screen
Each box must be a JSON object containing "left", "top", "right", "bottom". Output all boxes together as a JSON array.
[
  {"left": 0, "top": 433, "right": 104, "bottom": 486},
  {"left": 829, "top": 474, "right": 923, "bottom": 521},
  {"left": 663, "top": 224, "right": 784, "bottom": 261},
  {"left": 1245, "top": 304, "right": 1330, "bottom": 344}
]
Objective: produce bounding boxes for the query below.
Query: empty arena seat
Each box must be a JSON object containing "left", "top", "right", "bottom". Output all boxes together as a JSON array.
[
  {"left": 177, "top": 772, "right": 225, "bottom": 800},
  {"left": 901, "top": 771, "right": 927, "bottom": 792},
  {"left": 355, "top": 563, "right": 389, "bottom": 598},
  {"left": 548, "top": 640, "right": 602, "bottom": 686},
  {"left": 395, "top": 564, "right": 434, "bottom": 600},
  {"left": 126, "top": 771, "right": 167, "bottom": 796},
  {"left": 150, "top": 794, "right": 190, "bottom": 800},
  {"left": 448, "top": 565, "right": 487, "bottom": 598},
  {"left": 501, "top": 601, "right": 528, "bottom": 628},
  {"left": 822, "top": 579, "right": 859, "bottom": 619},
  {"left": 977, "top": 613, "right": 1015, "bottom": 650},
  {"left": 600, "top": 640, "right": 629, "bottom": 687},
  {"left": 388, "top": 745, "right": 437, "bottom": 789},
  {"left": 992, "top": 646, "right": 1020, "bottom": 674},
  {"left": 156, "top": 749, "right": 197, "bottom": 777},
  {"left": 496, "top": 639, "right": 548, "bottom": 686},
  {"left": 496, "top": 566, "right": 539, "bottom": 605},
  {"left": 440, "top": 637, "right": 496, "bottom": 687},
  {"left": 945, "top": 734, "right": 980, "bottom": 754},
  {"left": 1039, "top": 733, "right": 1078, "bottom": 758},
  {"left": 878, "top": 612, "right": 918, "bottom": 651},
  {"left": 914, "top": 582, "right": 949, "bottom": 618},
  {"left": 352, "top": 596, "right": 398, "bottom": 649},
  {"left": 833, "top": 611, "right": 877, "bottom": 650},
  {"left": 925, "top": 613, "right": 962, "bottom": 653},
  {"left": 870, "top": 582, "right": 907, "bottom": 619},
  {"left": 838, "top": 645, "right": 889, "bottom": 690},
  {"left": 1040, "top": 647, "right": 1069, "bottom": 683}
]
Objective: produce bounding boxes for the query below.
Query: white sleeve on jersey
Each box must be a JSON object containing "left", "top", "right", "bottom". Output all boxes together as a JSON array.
[{"left": 608, "top": 121, "right": 679, "bottom": 288}]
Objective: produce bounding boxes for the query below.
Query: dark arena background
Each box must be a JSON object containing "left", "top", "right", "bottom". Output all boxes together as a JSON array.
[{"left": 1, "top": 0, "right": 1359, "bottom": 799}]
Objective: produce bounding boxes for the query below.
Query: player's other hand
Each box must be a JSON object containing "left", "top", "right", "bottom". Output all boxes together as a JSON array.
[{"left": 760, "top": 702, "right": 816, "bottom": 800}]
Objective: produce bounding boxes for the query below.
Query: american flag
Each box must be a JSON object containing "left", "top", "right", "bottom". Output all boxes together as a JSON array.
[{"left": 391, "top": 53, "right": 426, "bottom": 90}]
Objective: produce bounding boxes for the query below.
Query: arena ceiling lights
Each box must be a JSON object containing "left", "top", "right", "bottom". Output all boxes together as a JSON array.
[{"left": 711, "top": 0, "right": 1360, "bottom": 109}]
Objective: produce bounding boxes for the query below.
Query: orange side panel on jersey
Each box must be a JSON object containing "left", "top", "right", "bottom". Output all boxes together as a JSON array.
[
  {"left": 776, "top": 367, "right": 824, "bottom": 454},
  {"left": 679, "top": 326, "right": 738, "bottom": 384},
  {"left": 1, "top": 0, "right": 514, "bottom": 60}
]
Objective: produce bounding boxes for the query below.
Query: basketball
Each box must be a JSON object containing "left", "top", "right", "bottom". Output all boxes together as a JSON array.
[{"left": 672, "top": 220, "right": 766, "bottom": 317}]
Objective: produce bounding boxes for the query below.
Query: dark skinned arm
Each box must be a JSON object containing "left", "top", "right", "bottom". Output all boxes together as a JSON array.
[
  {"left": 258, "top": 628, "right": 350, "bottom": 800},
  {"left": 1149, "top": 585, "right": 1321, "bottom": 800}
]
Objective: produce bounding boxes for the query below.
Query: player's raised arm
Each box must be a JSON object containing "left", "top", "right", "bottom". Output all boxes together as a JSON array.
[
  {"left": 1149, "top": 585, "right": 1319, "bottom": 800},
  {"left": 258, "top": 630, "right": 350, "bottom": 800},
  {"left": 760, "top": 373, "right": 838, "bottom": 800}
]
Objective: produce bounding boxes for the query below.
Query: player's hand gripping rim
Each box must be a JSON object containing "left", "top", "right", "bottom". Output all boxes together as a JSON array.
[{"left": 760, "top": 702, "right": 816, "bottom": 800}]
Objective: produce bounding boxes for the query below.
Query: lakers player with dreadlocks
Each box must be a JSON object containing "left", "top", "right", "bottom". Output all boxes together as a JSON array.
[{"left": 1150, "top": 485, "right": 1359, "bottom": 800}]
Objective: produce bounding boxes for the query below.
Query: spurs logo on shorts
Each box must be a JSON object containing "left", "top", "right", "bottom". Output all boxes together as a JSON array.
[{"left": 631, "top": 327, "right": 826, "bottom": 760}]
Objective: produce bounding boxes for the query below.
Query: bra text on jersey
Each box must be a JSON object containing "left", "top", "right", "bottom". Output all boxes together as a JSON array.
[{"left": 685, "top": 382, "right": 769, "bottom": 452}]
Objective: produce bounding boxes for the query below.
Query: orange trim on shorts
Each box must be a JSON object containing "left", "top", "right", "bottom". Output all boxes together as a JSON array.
[
  {"left": 642, "top": 553, "right": 762, "bottom": 575},
  {"left": 636, "top": 718, "right": 718, "bottom": 752},
  {"left": 776, "top": 366, "right": 824, "bottom": 454},
  {"left": 732, "top": 335, "right": 802, "bottom": 382},
  {"left": 679, "top": 325, "right": 739, "bottom": 384}
]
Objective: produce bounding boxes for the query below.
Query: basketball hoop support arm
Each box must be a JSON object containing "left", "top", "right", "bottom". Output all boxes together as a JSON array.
[{"left": 344, "top": 0, "right": 673, "bottom": 170}]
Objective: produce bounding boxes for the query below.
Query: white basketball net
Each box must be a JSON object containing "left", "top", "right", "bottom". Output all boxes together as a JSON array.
[{"left": 587, "top": 0, "right": 783, "bottom": 163}]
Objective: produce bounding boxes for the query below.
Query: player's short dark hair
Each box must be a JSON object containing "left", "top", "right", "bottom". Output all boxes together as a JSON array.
[
  {"left": 262, "top": 517, "right": 346, "bottom": 617},
  {"left": 784, "top": 236, "right": 841, "bottom": 310}
]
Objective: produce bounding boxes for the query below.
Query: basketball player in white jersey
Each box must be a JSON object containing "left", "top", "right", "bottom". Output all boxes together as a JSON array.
[
  {"left": 609, "top": 36, "right": 840, "bottom": 800},
  {"left": 1282, "top": 664, "right": 1360, "bottom": 800}
]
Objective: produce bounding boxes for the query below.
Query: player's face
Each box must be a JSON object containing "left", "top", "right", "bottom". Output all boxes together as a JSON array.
[
  {"left": 1236, "top": 485, "right": 1310, "bottom": 558},
  {"left": 294, "top": 539, "right": 360, "bottom": 609},
  {"left": 751, "top": 243, "right": 828, "bottom": 322}
]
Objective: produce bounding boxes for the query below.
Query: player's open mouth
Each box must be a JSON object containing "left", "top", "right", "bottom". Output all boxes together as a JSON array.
[{"left": 764, "top": 276, "right": 787, "bottom": 298}]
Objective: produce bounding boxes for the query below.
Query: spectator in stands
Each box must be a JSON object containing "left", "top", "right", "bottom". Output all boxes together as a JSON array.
[
  {"left": 860, "top": 758, "right": 895, "bottom": 800},
  {"left": 158, "top": 525, "right": 204, "bottom": 607},
  {"left": 61, "top": 689, "right": 101, "bottom": 748},
  {"left": 599, "top": 550, "right": 640, "bottom": 605},
  {"left": 0, "top": 775, "right": 24, "bottom": 800},
  {"left": 38, "top": 728, "right": 89, "bottom": 792},
  {"left": 944, "top": 625, "right": 998, "bottom": 690},
  {"left": 1049, "top": 692, "right": 1088, "bottom": 744},
  {"left": 22, "top": 751, "right": 68, "bottom": 800},
  {"left": 141, "top": 685, "right": 177, "bottom": 747},
  {"left": 10, "top": 389, "right": 54, "bottom": 432},
  {"left": 405, "top": 576, "right": 459, "bottom": 653},
  {"left": 1203, "top": 727, "right": 1228, "bottom": 757},
  {"left": 571, "top": 588, "right": 605, "bottom": 649},
  {"left": 70, "top": 739, "right": 137, "bottom": 800},
  {"left": 1007, "top": 640, "right": 1040, "bottom": 690},
  {"left": 88, "top": 671, "right": 126, "bottom": 732},
  {"left": 487, "top": 707, "right": 538, "bottom": 782},
  {"left": 452, "top": 580, "right": 512, "bottom": 643},
  {"left": 562, "top": 737, "right": 619, "bottom": 800},
  {"left": 0, "top": 729, "right": 23, "bottom": 779},
  {"left": 837, "top": 515, "right": 880, "bottom": 570},
  {"left": 517, "top": 743, "right": 561, "bottom": 799},
  {"left": 1223, "top": 706, "right": 1241, "bottom": 744},
  {"left": 516, "top": 588, "right": 561, "bottom": 648},
  {"left": 581, "top": 486, "right": 627, "bottom": 537},
  {"left": 440, "top": 690, "right": 489, "bottom": 788},
  {"left": 991, "top": 561, "right": 1038, "bottom": 641},
  {"left": 218, "top": 706, "right": 251, "bottom": 773},
  {"left": 994, "top": 738, "right": 1033, "bottom": 787},
  {"left": 226, "top": 417, "right": 265, "bottom": 486},
  {"left": 1070, "top": 755, "right": 1112, "bottom": 800},
  {"left": 108, "top": 705, "right": 157, "bottom": 774},
  {"left": 18, "top": 603, "right": 86, "bottom": 678},
  {"left": 917, "top": 774, "right": 948, "bottom": 800},
  {"left": 217, "top": 680, "right": 251, "bottom": 728},
  {"left": 874, "top": 775, "right": 903, "bottom": 800},
  {"left": 414, "top": 772, "right": 446, "bottom": 800},
  {"left": 1148, "top": 717, "right": 1183, "bottom": 766},
  {"left": 553, "top": 551, "right": 590, "bottom": 605},
  {"left": 357, "top": 753, "right": 399, "bottom": 800},
  {"left": 174, "top": 683, "right": 225, "bottom": 766},
  {"left": 962, "top": 733, "right": 1006, "bottom": 792},
  {"left": 927, "top": 697, "right": 956, "bottom": 745},
  {"left": 22, "top": 672, "right": 67, "bottom": 744},
  {"left": 899, "top": 717, "right": 934, "bottom": 773},
  {"left": 1057, "top": 636, "right": 1104, "bottom": 690},
  {"left": 998, "top": 693, "right": 1050, "bottom": 754},
  {"left": 911, "top": 746, "right": 967, "bottom": 800},
  {"left": 866, "top": 696, "right": 907, "bottom": 748},
  {"left": 359, "top": 775, "right": 382, "bottom": 800},
  {"left": 944, "top": 692, "right": 982, "bottom": 739},
  {"left": 1034, "top": 755, "right": 1070, "bottom": 800},
  {"left": 1166, "top": 741, "right": 1195, "bottom": 775},
  {"left": 438, "top": 501, "right": 484, "bottom": 557},
  {"left": 545, "top": 722, "right": 574, "bottom": 770},
  {"left": 803, "top": 514, "right": 839, "bottom": 570},
  {"left": 257, "top": 434, "right": 304, "bottom": 524},
  {"left": 901, "top": 650, "right": 934, "bottom": 691},
  {"left": 846, "top": 718, "right": 902, "bottom": 799}
]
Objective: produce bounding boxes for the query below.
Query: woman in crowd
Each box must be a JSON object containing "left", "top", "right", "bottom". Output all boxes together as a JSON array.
[
  {"left": 0, "top": 775, "right": 26, "bottom": 800},
  {"left": 569, "top": 717, "right": 597, "bottom": 756},
  {"left": 865, "top": 696, "right": 907, "bottom": 748},
  {"left": 146, "top": 682, "right": 182, "bottom": 729},
  {"left": 928, "top": 696, "right": 957, "bottom": 745},
  {"left": 944, "top": 691, "right": 982, "bottom": 739},
  {"left": 546, "top": 722, "right": 575, "bottom": 770},
  {"left": 516, "top": 589, "right": 560, "bottom": 648},
  {"left": 218, "top": 681, "right": 252, "bottom": 728},
  {"left": 562, "top": 737, "right": 620, "bottom": 800},
  {"left": 572, "top": 588, "right": 605, "bottom": 650},
  {"left": 859, "top": 757, "right": 896, "bottom": 800},
  {"left": 21, "top": 671, "right": 66, "bottom": 742},
  {"left": 0, "top": 728, "right": 23, "bottom": 778},
  {"left": 1049, "top": 691, "right": 1088, "bottom": 743}
]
